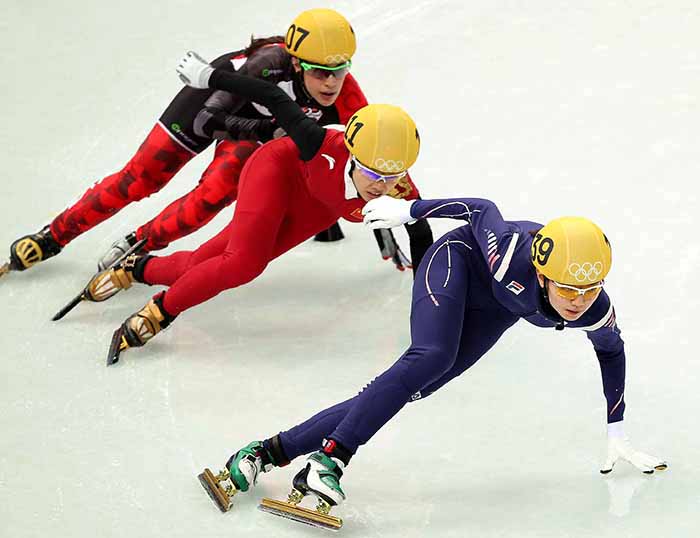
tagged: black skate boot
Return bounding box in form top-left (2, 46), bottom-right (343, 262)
top-left (1, 225), bottom-right (62, 277)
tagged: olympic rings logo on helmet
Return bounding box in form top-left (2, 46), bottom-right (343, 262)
top-left (373, 158), bottom-right (405, 173)
top-left (324, 53), bottom-right (352, 64)
top-left (567, 262), bottom-right (603, 283)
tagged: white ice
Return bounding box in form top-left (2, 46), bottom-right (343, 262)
top-left (1, 1), bottom-right (699, 537)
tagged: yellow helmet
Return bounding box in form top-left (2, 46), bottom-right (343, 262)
top-left (531, 217), bottom-right (612, 285)
top-left (286, 8), bottom-right (356, 65)
top-left (344, 104), bottom-right (420, 174)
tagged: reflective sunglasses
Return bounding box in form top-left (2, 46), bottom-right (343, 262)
top-left (352, 157), bottom-right (407, 183)
top-left (549, 279), bottom-right (604, 301)
top-left (300, 59), bottom-right (352, 80)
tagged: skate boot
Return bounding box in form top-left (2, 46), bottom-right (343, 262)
top-left (97, 232), bottom-right (141, 271)
top-left (106, 293), bottom-right (176, 365)
top-left (314, 221), bottom-right (345, 242)
top-left (52, 239), bottom-right (149, 321)
top-left (1, 225), bottom-right (62, 277)
top-left (199, 438), bottom-right (288, 513)
top-left (83, 254), bottom-right (149, 303)
top-left (259, 448), bottom-right (347, 530)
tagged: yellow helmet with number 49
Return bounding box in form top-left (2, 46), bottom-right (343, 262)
top-left (531, 216), bottom-right (612, 285)
top-left (343, 104), bottom-right (421, 175)
top-left (286, 9), bottom-right (356, 65)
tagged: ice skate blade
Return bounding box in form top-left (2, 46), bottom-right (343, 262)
top-left (106, 328), bottom-right (128, 366)
top-left (52, 292), bottom-right (85, 321)
top-left (198, 468), bottom-right (234, 513)
top-left (259, 498), bottom-right (342, 531)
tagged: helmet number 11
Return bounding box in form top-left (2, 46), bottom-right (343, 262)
top-left (345, 115), bottom-right (364, 147)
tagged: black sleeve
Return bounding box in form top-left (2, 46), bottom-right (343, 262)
top-left (194, 106), bottom-right (277, 141)
top-left (208, 69), bottom-right (325, 160)
top-left (405, 218), bottom-right (434, 276)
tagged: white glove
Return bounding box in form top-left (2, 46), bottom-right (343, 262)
top-left (362, 196), bottom-right (416, 229)
top-left (600, 422), bottom-right (667, 475)
top-left (176, 51), bottom-right (214, 89)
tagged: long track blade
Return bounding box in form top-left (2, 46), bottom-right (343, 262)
top-left (198, 469), bottom-right (234, 513)
top-left (258, 498), bottom-right (342, 531)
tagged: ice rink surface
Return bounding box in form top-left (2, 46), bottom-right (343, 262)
top-left (1, 1), bottom-right (699, 536)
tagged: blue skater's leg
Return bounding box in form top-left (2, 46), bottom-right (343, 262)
top-left (328, 235), bottom-right (475, 454)
top-left (277, 398), bottom-right (356, 461)
top-left (266, 234), bottom-right (471, 465)
top-left (416, 306), bottom-right (518, 400)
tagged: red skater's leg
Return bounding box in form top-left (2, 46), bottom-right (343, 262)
top-left (135, 140), bottom-right (258, 251)
top-left (50, 124), bottom-right (194, 246)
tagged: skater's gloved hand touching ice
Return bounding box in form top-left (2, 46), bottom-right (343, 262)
top-left (177, 51), bottom-right (214, 89)
top-left (362, 196), bottom-right (416, 229)
top-left (600, 422), bottom-right (668, 475)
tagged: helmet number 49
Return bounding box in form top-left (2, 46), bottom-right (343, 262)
top-left (286, 24), bottom-right (311, 52)
top-left (532, 233), bottom-right (554, 265)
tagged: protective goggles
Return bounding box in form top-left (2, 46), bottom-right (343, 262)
top-left (352, 157), bottom-right (407, 183)
top-left (300, 59), bottom-right (352, 80)
top-left (549, 279), bottom-right (604, 301)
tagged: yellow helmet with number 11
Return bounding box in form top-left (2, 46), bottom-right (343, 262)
top-left (343, 104), bottom-right (421, 175)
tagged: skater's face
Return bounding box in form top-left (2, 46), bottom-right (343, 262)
top-left (350, 165), bottom-right (400, 201)
top-left (537, 272), bottom-right (601, 321)
top-left (292, 57), bottom-right (348, 107)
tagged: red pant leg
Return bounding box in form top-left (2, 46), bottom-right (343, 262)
top-left (50, 124), bottom-right (194, 246)
top-left (135, 140), bottom-right (258, 251)
top-left (149, 145), bottom-right (293, 315)
top-left (142, 218), bottom-right (235, 287)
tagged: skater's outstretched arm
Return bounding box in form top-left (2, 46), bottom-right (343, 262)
top-left (177, 52), bottom-right (325, 160)
top-left (193, 46), bottom-right (288, 142)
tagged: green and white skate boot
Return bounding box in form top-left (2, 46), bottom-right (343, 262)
top-left (198, 440), bottom-right (280, 513)
top-left (259, 450), bottom-right (346, 530)
top-left (292, 451), bottom-right (346, 507)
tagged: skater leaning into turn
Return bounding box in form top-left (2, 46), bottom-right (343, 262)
top-left (2, 8), bottom-right (428, 278)
top-left (77, 49), bottom-right (429, 364)
top-left (197, 195), bottom-right (667, 528)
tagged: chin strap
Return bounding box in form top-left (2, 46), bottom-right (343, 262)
top-left (294, 69), bottom-right (313, 102)
top-left (540, 277), bottom-right (566, 330)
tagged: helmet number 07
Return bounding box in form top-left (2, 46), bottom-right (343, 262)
top-left (286, 25), bottom-right (310, 52)
top-left (532, 233), bottom-right (554, 265)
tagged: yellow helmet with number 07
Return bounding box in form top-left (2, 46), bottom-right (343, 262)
top-left (343, 104), bottom-right (420, 175)
top-left (531, 216), bottom-right (612, 285)
top-left (285, 9), bottom-right (356, 65)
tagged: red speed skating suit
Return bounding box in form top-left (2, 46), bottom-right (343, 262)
top-left (143, 130), bottom-right (420, 314)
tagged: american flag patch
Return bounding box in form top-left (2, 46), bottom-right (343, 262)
top-left (485, 229), bottom-right (501, 271)
top-left (506, 280), bottom-right (525, 295)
